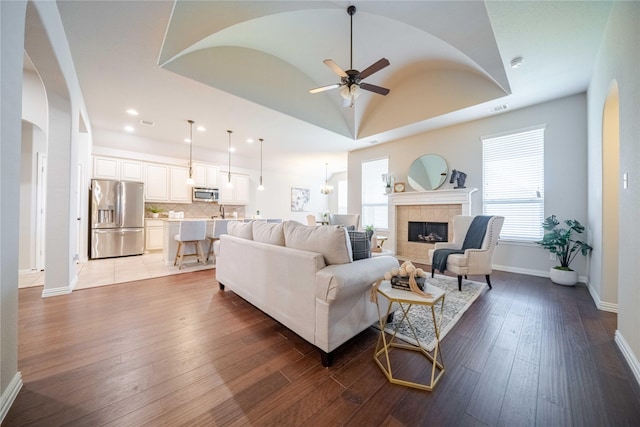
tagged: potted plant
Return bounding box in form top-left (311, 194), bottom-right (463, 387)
top-left (365, 224), bottom-right (379, 252)
top-left (536, 215), bottom-right (593, 286)
top-left (147, 204), bottom-right (164, 218)
top-left (382, 173), bottom-right (394, 194)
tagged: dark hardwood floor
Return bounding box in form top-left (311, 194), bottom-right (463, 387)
top-left (5, 268), bottom-right (640, 426)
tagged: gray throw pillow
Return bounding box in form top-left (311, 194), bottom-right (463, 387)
top-left (348, 229), bottom-right (372, 261)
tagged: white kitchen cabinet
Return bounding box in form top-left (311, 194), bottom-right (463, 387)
top-left (193, 163), bottom-right (219, 187)
top-left (145, 163), bottom-right (169, 201)
top-left (145, 219), bottom-right (164, 251)
top-left (170, 166), bottom-right (191, 203)
top-left (93, 156), bottom-right (119, 180)
top-left (93, 156), bottom-right (143, 182)
top-left (218, 173), bottom-right (249, 205)
top-left (120, 160), bottom-right (144, 181)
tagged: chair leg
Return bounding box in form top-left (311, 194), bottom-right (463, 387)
top-left (431, 266), bottom-right (435, 278)
top-left (178, 242), bottom-right (186, 270)
top-left (457, 275), bottom-right (463, 291)
top-left (485, 274), bottom-right (492, 290)
top-left (196, 241), bottom-right (204, 263)
top-left (206, 238), bottom-right (214, 262)
top-left (174, 242), bottom-right (182, 266)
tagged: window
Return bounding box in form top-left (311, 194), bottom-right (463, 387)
top-left (482, 125), bottom-right (545, 241)
top-left (361, 158), bottom-right (389, 229)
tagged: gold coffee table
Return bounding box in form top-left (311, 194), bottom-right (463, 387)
top-left (374, 280), bottom-right (446, 391)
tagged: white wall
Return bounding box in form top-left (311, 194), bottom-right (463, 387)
top-left (587, 1), bottom-right (640, 382)
top-left (349, 93), bottom-right (589, 279)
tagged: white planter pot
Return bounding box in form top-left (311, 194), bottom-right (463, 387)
top-left (549, 267), bottom-right (578, 286)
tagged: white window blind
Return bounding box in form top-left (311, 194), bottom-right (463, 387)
top-left (482, 126), bottom-right (545, 241)
top-left (361, 158), bottom-right (389, 229)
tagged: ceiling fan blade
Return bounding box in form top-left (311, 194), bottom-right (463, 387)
top-left (309, 83), bottom-right (341, 94)
top-left (358, 58), bottom-right (390, 79)
top-left (360, 82), bottom-right (390, 96)
top-left (323, 59), bottom-right (348, 78)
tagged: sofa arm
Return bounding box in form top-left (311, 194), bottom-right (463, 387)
top-left (316, 255), bottom-right (399, 302)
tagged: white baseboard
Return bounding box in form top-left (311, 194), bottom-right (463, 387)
top-left (615, 330), bottom-right (640, 388)
top-left (585, 278), bottom-right (618, 313)
top-left (41, 285), bottom-right (73, 297)
top-left (0, 372), bottom-right (22, 423)
top-left (41, 273), bottom-right (78, 297)
top-left (492, 264), bottom-right (620, 312)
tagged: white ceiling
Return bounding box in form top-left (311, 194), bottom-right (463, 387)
top-left (55, 1), bottom-right (612, 175)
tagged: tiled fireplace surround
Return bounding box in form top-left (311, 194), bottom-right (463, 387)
top-left (389, 188), bottom-right (477, 264)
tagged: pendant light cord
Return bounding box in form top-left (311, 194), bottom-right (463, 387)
top-left (259, 138), bottom-right (264, 187)
top-left (227, 130), bottom-right (232, 183)
top-left (188, 120), bottom-right (194, 178)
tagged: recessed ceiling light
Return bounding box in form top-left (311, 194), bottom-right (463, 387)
top-left (510, 56), bottom-right (524, 69)
top-left (229, 147), bottom-right (236, 153)
top-left (196, 126), bottom-right (206, 132)
top-left (124, 125), bottom-right (134, 132)
top-left (184, 138), bottom-right (191, 143)
top-left (126, 109), bottom-right (139, 116)
top-left (246, 138), bottom-right (254, 143)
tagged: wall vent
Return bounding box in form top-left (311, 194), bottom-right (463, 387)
top-left (139, 119), bottom-right (155, 126)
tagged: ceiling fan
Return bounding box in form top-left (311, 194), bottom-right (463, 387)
top-left (310, 5), bottom-right (390, 107)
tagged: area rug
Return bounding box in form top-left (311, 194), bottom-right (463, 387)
top-left (376, 275), bottom-right (487, 351)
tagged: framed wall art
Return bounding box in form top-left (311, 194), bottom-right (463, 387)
top-left (291, 187), bottom-right (310, 212)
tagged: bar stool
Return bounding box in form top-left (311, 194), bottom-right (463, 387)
top-left (206, 219), bottom-right (236, 263)
top-left (174, 221), bottom-right (207, 270)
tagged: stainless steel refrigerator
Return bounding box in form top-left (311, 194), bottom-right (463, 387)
top-left (90, 179), bottom-right (145, 259)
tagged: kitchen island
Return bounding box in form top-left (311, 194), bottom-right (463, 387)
top-left (161, 218), bottom-right (281, 266)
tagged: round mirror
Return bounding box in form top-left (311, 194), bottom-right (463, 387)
top-left (407, 154), bottom-right (448, 191)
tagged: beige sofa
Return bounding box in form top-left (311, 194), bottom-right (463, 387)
top-left (215, 220), bottom-right (399, 366)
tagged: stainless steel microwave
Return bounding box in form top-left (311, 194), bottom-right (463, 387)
top-left (192, 187), bottom-right (219, 202)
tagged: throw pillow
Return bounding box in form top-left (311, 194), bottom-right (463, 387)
top-left (252, 221), bottom-right (285, 246)
top-left (227, 220), bottom-right (253, 240)
top-left (348, 230), bottom-right (372, 261)
top-left (283, 221), bottom-right (352, 265)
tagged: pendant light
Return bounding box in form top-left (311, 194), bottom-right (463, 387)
top-left (187, 120), bottom-right (196, 185)
top-left (226, 130), bottom-right (233, 188)
top-left (320, 163), bottom-right (334, 195)
top-left (257, 138), bottom-right (264, 191)
top-left (186, 120), bottom-right (195, 185)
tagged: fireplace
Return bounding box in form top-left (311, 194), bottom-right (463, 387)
top-left (389, 188), bottom-right (477, 263)
top-left (408, 221), bottom-right (448, 243)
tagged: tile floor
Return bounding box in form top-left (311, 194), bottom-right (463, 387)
top-left (18, 252), bottom-right (215, 291)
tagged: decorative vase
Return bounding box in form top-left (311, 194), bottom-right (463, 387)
top-left (385, 187), bottom-right (392, 194)
top-left (549, 267), bottom-right (578, 286)
top-left (152, 213), bottom-right (159, 218)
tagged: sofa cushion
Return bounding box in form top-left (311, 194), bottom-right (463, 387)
top-left (283, 221), bottom-right (352, 265)
top-left (347, 230), bottom-right (372, 261)
top-left (252, 221), bottom-right (285, 246)
top-left (228, 221), bottom-right (253, 240)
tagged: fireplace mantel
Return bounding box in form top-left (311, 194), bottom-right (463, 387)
top-left (387, 188), bottom-right (477, 262)
top-left (389, 188), bottom-right (477, 214)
